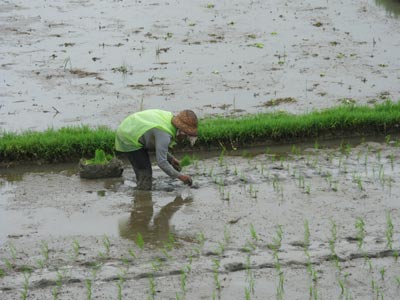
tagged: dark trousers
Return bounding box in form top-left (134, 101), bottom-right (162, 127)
top-left (119, 148), bottom-right (153, 190)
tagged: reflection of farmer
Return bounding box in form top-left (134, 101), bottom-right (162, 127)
top-left (118, 191), bottom-right (192, 244)
top-left (115, 109), bottom-right (198, 190)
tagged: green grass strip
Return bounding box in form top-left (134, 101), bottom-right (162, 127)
top-left (1, 101), bottom-right (400, 163)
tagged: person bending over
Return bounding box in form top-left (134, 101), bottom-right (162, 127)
top-left (115, 109), bottom-right (198, 190)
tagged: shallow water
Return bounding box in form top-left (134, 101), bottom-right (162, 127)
top-left (1, 0), bottom-right (399, 132)
top-left (1, 138), bottom-right (400, 299)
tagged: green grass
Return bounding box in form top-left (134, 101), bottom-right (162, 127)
top-left (1, 101), bottom-right (400, 163)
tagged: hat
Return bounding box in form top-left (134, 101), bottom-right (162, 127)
top-left (172, 110), bottom-right (198, 136)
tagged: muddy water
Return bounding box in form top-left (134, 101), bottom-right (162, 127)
top-left (1, 138), bottom-right (400, 299)
top-left (1, 0), bottom-right (400, 132)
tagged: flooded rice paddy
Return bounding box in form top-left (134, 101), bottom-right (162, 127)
top-left (0, 0), bottom-right (399, 132)
top-left (1, 138), bottom-right (400, 299)
top-left (1, 0), bottom-right (400, 299)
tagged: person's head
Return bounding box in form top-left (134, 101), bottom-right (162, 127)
top-left (172, 110), bottom-right (198, 146)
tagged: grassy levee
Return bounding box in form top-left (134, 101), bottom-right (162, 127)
top-left (1, 101), bottom-right (400, 164)
top-left (0, 126), bottom-right (115, 164)
top-left (199, 100), bottom-right (400, 146)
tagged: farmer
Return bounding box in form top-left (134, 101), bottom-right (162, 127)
top-left (115, 109), bottom-right (198, 190)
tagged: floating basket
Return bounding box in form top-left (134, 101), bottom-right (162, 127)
top-left (79, 157), bottom-right (124, 179)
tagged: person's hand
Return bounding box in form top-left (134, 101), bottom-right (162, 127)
top-left (178, 174), bottom-right (192, 186)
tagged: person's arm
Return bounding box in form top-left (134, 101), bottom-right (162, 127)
top-left (167, 153), bottom-right (182, 172)
top-left (153, 130), bottom-right (180, 178)
top-left (153, 130), bottom-right (192, 185)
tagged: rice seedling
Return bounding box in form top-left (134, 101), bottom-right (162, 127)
top-left (245, 287), bottom-right (251, 300)
top-left (393, 250), bottom-right (399, 263)
top-left (212, 258), bottom-right (221, 291)
top-left (304, 220), bottom-right (310, 251)
top-left (116, 268), bottom-right (127, 300)
top-left (329, 220), bottom-right (339, 268)
top-left (355, 175), bottom-right (363, 191)
top-left (385, 211), bottom-right (394, 250)
top-left (179, 266), bottom-right (189, 297)
top-left (218, 148), bottom-right (226, 167)
top-left (305, 184), bottom-right (311, 194)
top-left (395, 276), bottom-right (400, 287)
top-left (248, 184), bottom-right (258, 199)
top-left (384, 151), bottom-right (394, 171)
top-left (41, 240), bottom-right (50, 262)
top-left (4, 258), bottom-right (13, 270)
top-left (379, 267), bottom-right (386, 281)
top-left (136, 233), bottom-right (145, 250)
top-left (216, 241), bottom-right (225, 257)
top-left (20, 271), bottom-right (31, 300)
top-left (71, 239), bottom-right (80, 260)
top-left (52, 286), bottom-right (59, 300)
top-left (180, 155), bottom-right (192, 168)
top-left (250, 224), bottom-right (259, 242)
top-left (151, 258), bottom-right (163, 272)
top-left (355, 217), bottom-right (366, 250)
top-left (148, 274), bottom-right (156, 300)
top-left (8, 242), bottom-right (17, 260)
top-left (98, 235), bottom-right (111, 259)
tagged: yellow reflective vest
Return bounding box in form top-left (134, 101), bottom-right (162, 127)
top-left (115, 109), bottom-right (177, 152)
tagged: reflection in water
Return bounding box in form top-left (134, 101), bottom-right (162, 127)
top-left (375, 0), bottom-right (400, 17)
top-left (118, 191), bottom-right (192, 246)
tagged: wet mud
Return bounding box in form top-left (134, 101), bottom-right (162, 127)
top-left (1, 0), bottom-right (400, 132)
top-left (1, 138), bottom-right (400, 299)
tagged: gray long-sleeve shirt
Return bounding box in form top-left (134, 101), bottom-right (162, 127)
top-left (139, 128), bottom-right (181, 178)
